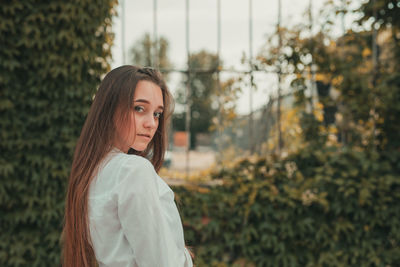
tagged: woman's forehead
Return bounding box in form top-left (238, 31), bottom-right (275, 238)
top-left (134, 80), bottom-right (164, 107)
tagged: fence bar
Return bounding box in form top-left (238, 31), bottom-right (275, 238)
top-left (249, 0), bottom-right (254, 153)
top-left (371, 0), bottom-right (377, 148)
top-left (276, 0), bottom-right (283, 155)
top-left (185, 0), bottom-right (191, 178)
top-left (153, 0), bottom-right (158, 68)
top-left (121, 0), bottom-right (126, 64)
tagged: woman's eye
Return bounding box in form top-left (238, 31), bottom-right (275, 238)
top-left (134, 106), bottom-right (144, 112)
top-left (154, 112), bottom-right (163, 119)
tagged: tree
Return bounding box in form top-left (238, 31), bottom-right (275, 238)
top-left (173, 50), bottom-right (220, 149)
top-left (0, 1), bottom-right (116, 265)
top-left (129, 33), bottom-right (172, 78)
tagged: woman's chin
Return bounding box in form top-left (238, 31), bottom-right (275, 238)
top-left (131, 144), bottom-right (147, 152)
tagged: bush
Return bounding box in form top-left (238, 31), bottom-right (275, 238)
top-left (174, 147), bottom-right (400, 267)
top-left (0, 1), bottom-right (115, 265)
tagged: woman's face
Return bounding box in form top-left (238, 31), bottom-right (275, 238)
top-left (115, 80), bottom-right (164, 153)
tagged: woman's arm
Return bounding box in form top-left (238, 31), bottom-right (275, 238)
top-left (116, 156), bottom-right (193, 267)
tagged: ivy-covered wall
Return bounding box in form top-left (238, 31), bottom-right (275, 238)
top-left (0, 1), bottom-right (116, 265)
top-left (174, 147), bottom-right (400, 267)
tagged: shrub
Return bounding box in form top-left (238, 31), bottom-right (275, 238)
top-left (0, 1), bottom-right (115, 265)
top-left (174, 147), bottom-right (400, 266)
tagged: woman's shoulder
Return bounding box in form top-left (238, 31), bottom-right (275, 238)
top-left (109, 152), bottom-right (154, 172)
top-left (93, 152), bottom-right (157, 197)
top-left (105, 152), bottom-right (157, 184)
top-left (106, 153), bottom-right (162, 200)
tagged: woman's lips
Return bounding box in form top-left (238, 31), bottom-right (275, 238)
top-left (137, 134), bottom-right (151, 140)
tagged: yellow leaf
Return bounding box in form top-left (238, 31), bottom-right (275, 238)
top-left (362, 48), bottom-right (371, 58)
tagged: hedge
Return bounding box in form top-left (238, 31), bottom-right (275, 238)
top-left (174, 147), bottom-right (400, 267)
top-left (0, 1), bottom-right (115, 266)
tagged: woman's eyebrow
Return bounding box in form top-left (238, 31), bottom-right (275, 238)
top-left (134, 99), bottom-right (164, 110)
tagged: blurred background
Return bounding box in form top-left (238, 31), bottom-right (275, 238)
top-left (1, 0), bottom-right (399, 266)
top-left (110, 0), bottom-right (400, 179)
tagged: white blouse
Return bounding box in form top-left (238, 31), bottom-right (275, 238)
top-left (88, 149), bottom-right (193, 267)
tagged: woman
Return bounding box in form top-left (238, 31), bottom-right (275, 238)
top-left (62, 66), bottom-right (193, 267)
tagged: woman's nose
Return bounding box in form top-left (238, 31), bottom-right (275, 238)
top-left (143, 114), bottom-right (157, 129)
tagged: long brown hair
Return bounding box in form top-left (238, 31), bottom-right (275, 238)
top-left (62, 65), bottom-right (173, 267)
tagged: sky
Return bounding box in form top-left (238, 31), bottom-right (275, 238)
top-left (110, 0), bottom-right (352, 114)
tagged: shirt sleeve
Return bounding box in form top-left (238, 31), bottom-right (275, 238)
top-left (116, 156), bottom-right (193, 267)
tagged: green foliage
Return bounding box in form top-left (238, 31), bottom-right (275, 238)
top-left (257, 0), bottom-right (400, 152)
top-left (174, 146), bottom-right (400, 266)
top-left (0, 1), bottom-right (116, 265)
top-left (358, 0), bottom-right (400, 150)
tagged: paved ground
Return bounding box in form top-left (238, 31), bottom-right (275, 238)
top-left (169, 150), bottom-right (216, 172)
